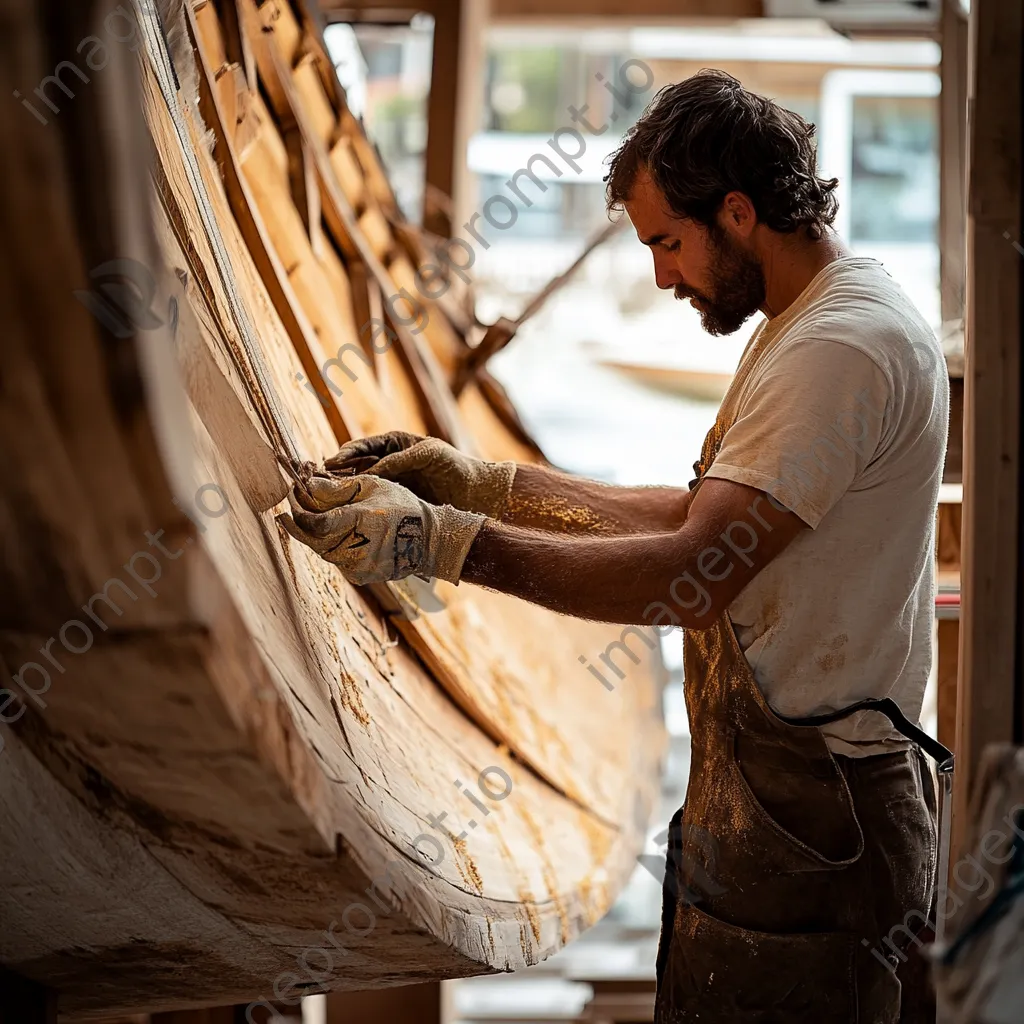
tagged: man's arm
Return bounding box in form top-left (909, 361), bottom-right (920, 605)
top-left (500, 463), bottom-right (692, 535)
top-left (462, 477), bottom-right (805, 628)
top-left (325, 430), bottom-right (692, 536)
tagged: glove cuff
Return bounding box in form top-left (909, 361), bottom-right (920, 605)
top-left (474, 460), bottom-right (517, 519)
top-left (426, 504), bottom-right (486, 584)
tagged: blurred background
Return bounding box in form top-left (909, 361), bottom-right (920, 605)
top-left (318, 9), bottom-right (944, 1021)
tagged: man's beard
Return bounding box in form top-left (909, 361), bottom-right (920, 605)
top-left (674, 228), bottom-right (766, 336)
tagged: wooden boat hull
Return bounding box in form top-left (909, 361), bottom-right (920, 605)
top-left (0, 0), bottom-right (665, 1018)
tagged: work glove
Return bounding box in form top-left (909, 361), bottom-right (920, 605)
top-left (325, 431), bottom-right (516, 519)
top-left (278, 471), bottom-right (484, 586)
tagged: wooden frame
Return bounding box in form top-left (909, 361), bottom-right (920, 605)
top-left (955, 0), bottom-right (1024, 852)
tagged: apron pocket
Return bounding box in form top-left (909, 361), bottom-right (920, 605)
top-left (733, 737), bottom-right (864, 868)
top-left (658, 901), bottom-right (857, 1024)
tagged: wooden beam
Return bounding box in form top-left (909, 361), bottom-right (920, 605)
top-left (955, 0), bottom-right (1024, 855)
top-left (423, 0), bottom-right (488, 237)
top-left (939, 0), bottom-right (968, 323)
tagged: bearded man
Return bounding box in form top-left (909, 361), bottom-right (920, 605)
top-left (281, 70), bottom-right (948, 1023)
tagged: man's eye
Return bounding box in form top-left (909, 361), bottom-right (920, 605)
top-left (666, 241), bottom-right (681, 252)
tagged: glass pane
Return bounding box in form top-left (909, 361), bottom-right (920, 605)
top-left (850, 95), bottom-right (938, 244)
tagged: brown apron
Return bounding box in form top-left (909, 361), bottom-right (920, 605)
top-left (655, 421), bottom-right (937, 1024)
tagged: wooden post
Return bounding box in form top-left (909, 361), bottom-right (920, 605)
top-left (937, 616), bottom-right (959, 752)
top-left (0, 967), bottom-right (57, 1024)
top-left (939, 0), bottom-right (969, 324)
top-left (955, 0), bottom-right (1024, 857)
top-left (422, 0), bottom-right (489, 237)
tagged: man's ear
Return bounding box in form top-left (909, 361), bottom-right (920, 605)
top-left (720, 191), bottom-right (757, 238)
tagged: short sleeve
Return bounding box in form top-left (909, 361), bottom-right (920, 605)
top-left (703, 340), bottom-right (890, 528)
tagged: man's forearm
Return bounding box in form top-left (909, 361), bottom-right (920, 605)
top-left (501, 463), bottom-right (691, 535)
top-left (462, 477), bottom-right (804, 628)
top-left (461, 518), bottom-right (712, 626)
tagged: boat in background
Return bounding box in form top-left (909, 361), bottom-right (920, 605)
top-left (599, 359), bottom-right (734, 402)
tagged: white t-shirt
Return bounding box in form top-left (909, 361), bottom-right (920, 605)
top-left (703, 257), bottom-right (949, 757)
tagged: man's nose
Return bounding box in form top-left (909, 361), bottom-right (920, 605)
top-left (653, 254), bottom-right (682, 291)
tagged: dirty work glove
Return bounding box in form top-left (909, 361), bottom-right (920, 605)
top-left (325, 431), bottom-right (516, 519)
top-left (277, 472), bottom-right (484, 586)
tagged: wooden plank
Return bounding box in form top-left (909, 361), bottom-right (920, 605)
top-left (260, 0), bottom-right (303, 68)
top-left (284, 129), bottom-right (323, 248)
top-left (193, 0), bottom-right (229, 74)
top-left (954, 0), bottom-right (1024, 857)
top-left (292, 52), bottom-right (338, 148)
top-left (358, 205), bottom-right (394, 261)
top-left (329, 136), bottom-right (367, 210)
top-left (221, 0), bottom-right (258, 94)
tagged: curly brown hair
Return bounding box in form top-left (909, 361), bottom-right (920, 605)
top-left (605, 69), bottom-right (838, 240)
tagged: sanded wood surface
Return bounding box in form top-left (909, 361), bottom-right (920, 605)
top-left (0, 0), bottom-right (664, 1017)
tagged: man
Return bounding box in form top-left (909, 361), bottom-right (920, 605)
top-left (281, 70), bottom-right (948, 1022)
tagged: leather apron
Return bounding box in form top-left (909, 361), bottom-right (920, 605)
top-left (654, 419), bottom-right (936, 1024)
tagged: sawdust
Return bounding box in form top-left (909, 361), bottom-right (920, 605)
top-left (335, 665), bottom-right (370, 726)
top-left (816, 650), bottom-right (847, 673)
top-left (503, 492), bottom-right (618, 534)
top-left (816, 632), bottom-right (849, 674)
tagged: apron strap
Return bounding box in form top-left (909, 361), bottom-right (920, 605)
top-left (771, 696), bottom-right (954, 773)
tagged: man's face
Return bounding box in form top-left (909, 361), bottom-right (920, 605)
top-left (623, 167), bottom-right (765, 336)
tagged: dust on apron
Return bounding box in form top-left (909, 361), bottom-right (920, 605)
top-left (655, 418), bottom-right (936, 1024)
